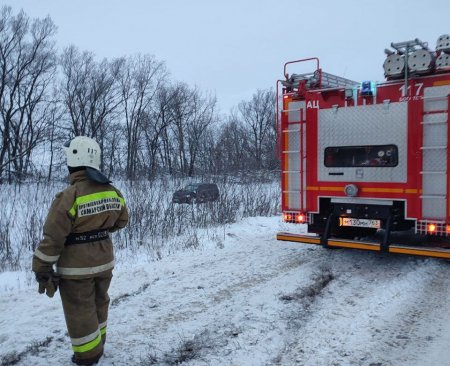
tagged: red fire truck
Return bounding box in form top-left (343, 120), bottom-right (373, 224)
top-left (276, 36), bottom-right (450, 259)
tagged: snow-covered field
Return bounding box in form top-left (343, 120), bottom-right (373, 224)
top-left (1, 217), bottom-right (450, 366)
top-left (0, 177), bottom-right (280, 272)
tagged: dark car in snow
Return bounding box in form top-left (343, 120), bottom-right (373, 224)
top-left (172, 183), bottom-right (219, 204)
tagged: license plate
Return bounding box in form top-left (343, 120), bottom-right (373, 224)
top-left (339, 217), bottom-right (380, 229)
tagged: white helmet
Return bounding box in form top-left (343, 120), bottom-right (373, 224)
top-left (63, 136), bottom-right (101, 170)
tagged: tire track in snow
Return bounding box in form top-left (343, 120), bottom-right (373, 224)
top-left (274, 254), bottom-right (450, 366)
top-left (362, 262), bottom-right (450, 366)
top-left (106, 242), bottom-right (329, 364)
top-left (114, 246), bottom-right (320, 332)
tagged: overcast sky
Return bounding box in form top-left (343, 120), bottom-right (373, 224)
top-left (3, 0), bottom-right (450, 112)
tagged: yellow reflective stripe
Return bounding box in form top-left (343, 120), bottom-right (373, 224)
top-left (100, 327), bottom-right (106, 336)
top-left (34, 249), bottom-right (60, 263)
top-left (72, 333), bottom-right (102, 353)
top-left (76, 191), bottom-right (122, 205)
top-left (69, 191), bottom-right (124, 217)
top-left (56, 260), bottom-right (115, 276)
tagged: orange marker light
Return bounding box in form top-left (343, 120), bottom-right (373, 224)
top-left (284, 213), bottom-right (292, 222)
top-left (428, 224), bottom-right (436, 233)
top-left (297, 214), bottom-right (306, 223)
top-left (447, 225), bottom-right (450, 233)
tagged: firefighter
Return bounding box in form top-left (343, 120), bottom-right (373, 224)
top-left (32, 136), bottom-right (129, 366)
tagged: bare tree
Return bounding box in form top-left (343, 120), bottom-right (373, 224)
top-left (0, 6), bottom-right (279, 183)
top-left (118, 54), bottom-right (167, 180)
top-left (168, 83), bottom-right (217, 177)
top-left (196, 127), bottom-right (218, 174)
top-left (60, 46), bottom-right (123, 169)
top-left (0, 6), bottom-right (57, 182)
top-left (158, 88), bottom-right (178, 175)
top-left (214, 116), bottom-right (252, 173)
top-left (237, 89), bottom-right (275, 169)
top-left (141, 85), bottom-right (175, 178)
top-left (45, 87), bottom-right (65, 181)
top-left (102, 121), bottom-right (125, 177)
top-left (185, 89), bottom-right (217, 176)
top-left (167, 83), bottom-right (191, 176)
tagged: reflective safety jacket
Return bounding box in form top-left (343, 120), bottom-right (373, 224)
top-left (32, 170), bottom-right (129, 279)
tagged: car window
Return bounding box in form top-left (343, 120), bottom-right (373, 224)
top-left (185, 184), bottom-right (200, 191)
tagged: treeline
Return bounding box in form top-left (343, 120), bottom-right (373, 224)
top-left (0, 6), bottom-right (277, 183)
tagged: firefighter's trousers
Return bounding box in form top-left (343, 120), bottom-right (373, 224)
top-left (59, 273), bottom-right (112, 363)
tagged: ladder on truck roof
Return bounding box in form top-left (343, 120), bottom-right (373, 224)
top-left (282, 70), bottom-right (359, 90)
top-left (281, 57), bottom-right (358, 91)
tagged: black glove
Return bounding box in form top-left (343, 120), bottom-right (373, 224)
top-left (35, 271), bottom-right (60, 298)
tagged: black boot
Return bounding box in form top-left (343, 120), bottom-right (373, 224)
top-left (71, 350), bottom-right (103, 365)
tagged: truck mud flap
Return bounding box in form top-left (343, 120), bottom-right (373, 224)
top-left (277, 232), bottom-right (450, 259)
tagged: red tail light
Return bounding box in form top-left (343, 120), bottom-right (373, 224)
top-left (283, 212), bottom-right (306, 223)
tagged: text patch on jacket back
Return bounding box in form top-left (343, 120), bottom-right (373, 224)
top-left (70, 191), bottom-right (125, 218)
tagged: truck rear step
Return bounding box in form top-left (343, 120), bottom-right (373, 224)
top-left (277, 232), bottom-right (450, 259)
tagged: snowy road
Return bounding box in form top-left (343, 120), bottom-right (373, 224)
top-left (1, 217), bottom-right (450, 366)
